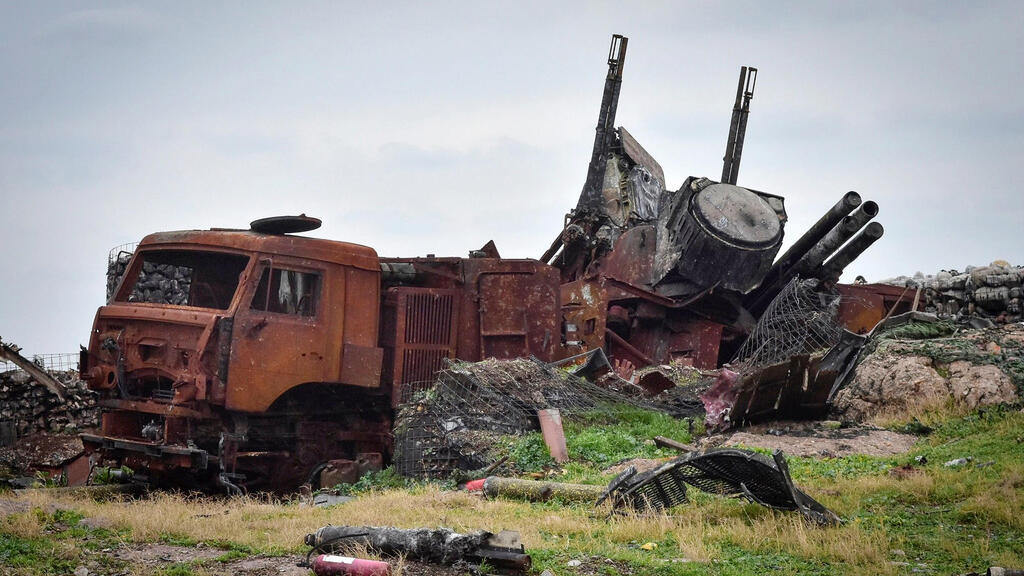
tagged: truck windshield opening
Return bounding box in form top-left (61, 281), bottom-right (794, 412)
top-left (117, 250), bottom-right (249, 310)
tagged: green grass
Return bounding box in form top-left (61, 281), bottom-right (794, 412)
top-left (3, 406), bottom-right (1022, 575)
top-left (499, 408), bottom-right (698, 480)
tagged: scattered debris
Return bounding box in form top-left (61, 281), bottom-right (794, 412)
top-left (700, 328), bottom-right (866, 431)
top-left (537, 409), bottom-right (568, 464)
top-left (599, 448), bottom-right (840, 525)
top-left (304, 526), bottom-right (531, 573)
top-left (602, 458), bottom-right (665, 476)
top-left (312, 492), bottom-right (355, 508)
top-left (0, 337), bottom-right (69, 402)
top-left (0, 357), bottom-right (97, 438)
top-left (0, 432), bottom-right (91, 487)
top-left (986, 567), bottom-right (1024, 576)
top-left (309, 554), bottom-right (391, 575)
top-left (393, 358), bottom-right (664, 478)
top-left (715, 420), bottom-right (917, 458)
top-left (652, 435), bottom-right (695, 452)
top-left (0, 349), bottom-right (99, 487)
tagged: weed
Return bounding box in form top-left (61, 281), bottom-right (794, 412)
top-left (3, 408), bottom-right (1022, 575)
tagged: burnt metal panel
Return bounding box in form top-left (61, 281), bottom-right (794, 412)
top-left (478, 274), bottom-right (531, 359)
top-left (340, 343), bottom-right (383, 388)
top-left (836, 283), bottom-right (918, 334)
top-left (619, 127), bottom-right (665, 190)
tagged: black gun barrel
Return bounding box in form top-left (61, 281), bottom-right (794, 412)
top-left (792, 201), bottom-right (878, 276)
top-left (545, 34), bottom-right (628, 264)
top-left (575, 34), bottom-right (628, 214)
top-left (819, 222), bottom-right (885, 281)
top-left (766, 191), bottom-right (861, 280)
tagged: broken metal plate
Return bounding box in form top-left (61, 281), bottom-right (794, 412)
top-left (606, 448), bottom-right (839, 525)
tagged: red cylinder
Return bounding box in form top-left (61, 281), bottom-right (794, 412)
top-left (464, 478), bottom-right (486, 491)
top-left (311, 554), bottom-right (391, 576)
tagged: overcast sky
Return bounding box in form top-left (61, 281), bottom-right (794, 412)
top-left (2, 1), bottom-right (1022, 355)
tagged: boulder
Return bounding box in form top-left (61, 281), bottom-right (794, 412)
top-left (833, 354), bottom-right (950, 421)
top-left (948, 361), bottom-right (1017, 408)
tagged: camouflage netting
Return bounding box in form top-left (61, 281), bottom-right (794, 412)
top-left (832, 321), bottom-right (1023, 421)
top-left (393, 357), bottom-right (667, 478)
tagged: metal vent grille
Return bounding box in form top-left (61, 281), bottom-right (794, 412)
top-left (388, 289), bottom-right (459, 389)
top-left (404, 292), bottom-right (454, 345)
top-left (401, 349), bottom-right (449, 385)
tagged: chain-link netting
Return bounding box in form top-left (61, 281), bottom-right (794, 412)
top-left (394, 357), bottom-right (668, 478)
top-left (731, 277), bottom-right (842, 369)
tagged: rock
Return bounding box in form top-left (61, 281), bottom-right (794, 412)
top-left (567, 560), bottom-right (582, 567)
top-left (833, 354), bottom-right (950, 421)
top-left (74, 566), bottom-right (89, 576)
top-left (948, 361), bottom-right (1017, 408)
top-left (944, 457), bottom-right (970, 467)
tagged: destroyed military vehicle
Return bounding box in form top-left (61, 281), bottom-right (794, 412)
top-left (80, 35), bottom-right (897, 492)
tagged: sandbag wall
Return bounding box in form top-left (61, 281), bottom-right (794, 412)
top-left (883, 263), bottom-right (1022, 322)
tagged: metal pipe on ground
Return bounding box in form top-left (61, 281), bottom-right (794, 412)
top-left (482, 476), bottom-right (605, 503)
top-left (818, 222), bottom-right (885, 282)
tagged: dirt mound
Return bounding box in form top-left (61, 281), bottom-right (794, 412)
top-left (833, 354), bottom-right (951, 420)
top-left (832, 324), bottom-right (1022, 421)
top-left (715, 420), bottom-right (918, 458)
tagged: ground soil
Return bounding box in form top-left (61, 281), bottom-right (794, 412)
top-left (706, 420), bottom-right (919, 458)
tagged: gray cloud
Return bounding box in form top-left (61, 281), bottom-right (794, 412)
top-left (1, 1), bottom-right (1022, 355)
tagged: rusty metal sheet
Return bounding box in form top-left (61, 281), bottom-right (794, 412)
top-left (381, 287), bottom-right (459, 406)
top-left (836, 283), bottom-right (918, 334)
top-left (597, 225), bottom-right (656, 287)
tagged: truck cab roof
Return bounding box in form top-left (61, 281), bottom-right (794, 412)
top-left (138, 229), bottom-right (380, 272)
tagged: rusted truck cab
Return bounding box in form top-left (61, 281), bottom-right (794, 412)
top-left (81, 228), bottom-right (388, 490)
top-left (80, 225), bottom-right (564, 491)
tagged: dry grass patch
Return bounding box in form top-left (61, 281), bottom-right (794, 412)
top-left (870, 397), bottom-right (970, 430)
top-left (716, 514), bottom-right (890, 570)
top-left (1, 509), bottom-right (45, 539)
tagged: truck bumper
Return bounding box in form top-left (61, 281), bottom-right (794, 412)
top-left (80, 433), bottom-right (210, 471)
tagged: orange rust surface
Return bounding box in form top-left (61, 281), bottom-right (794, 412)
top-left (836, 283), bottom-right (917, 334)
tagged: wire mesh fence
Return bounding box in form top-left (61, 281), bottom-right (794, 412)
top-left (394, 357), bottom-right (668, 478)
top-left (731, 276), bottom-right (843, 369)
top-left (108, 242), bottom-right (138, 265)
top-left (0, 352), bottom-right (79, 374)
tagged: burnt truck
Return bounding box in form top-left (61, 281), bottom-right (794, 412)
top-left (79, 35), bottom-right (899, 492)
top-left (80, 218), bottom-right (561, 491)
